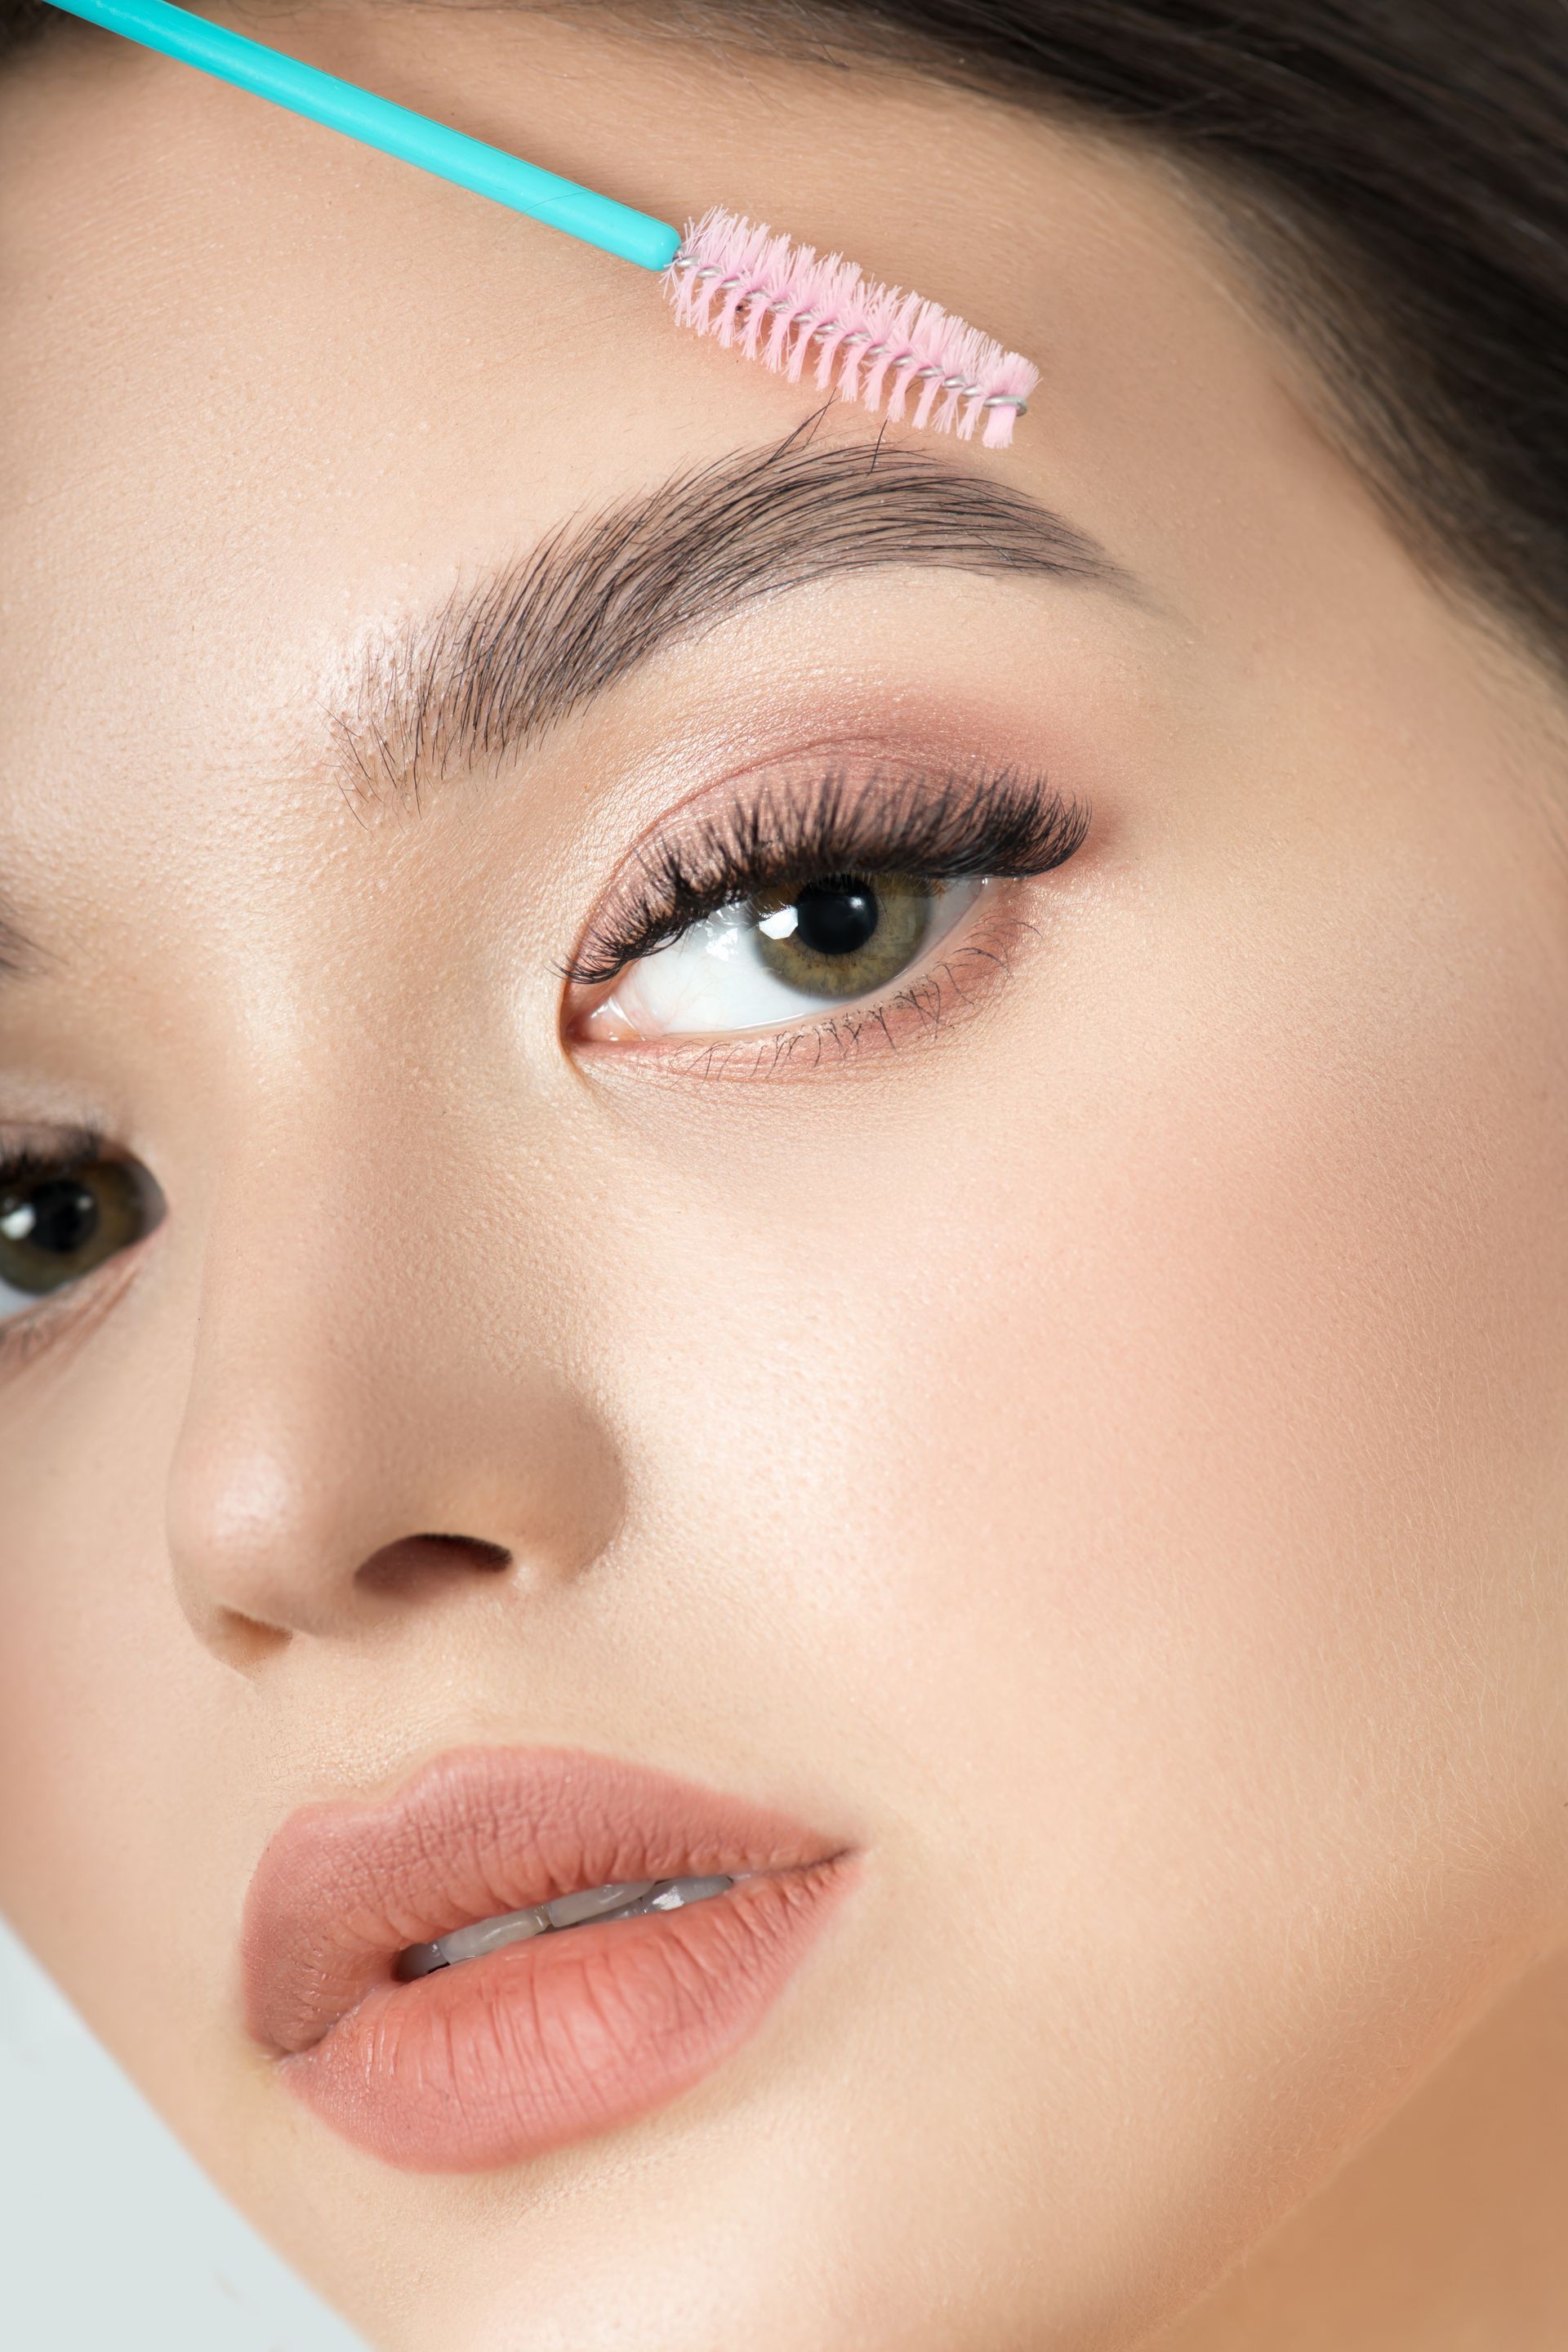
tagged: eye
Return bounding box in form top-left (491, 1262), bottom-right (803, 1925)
top-left (0, 1154), bottom-right (161, 1322)
top-left (584, 871), bottom-right (984, 1041)
top-left (562, 762), bottom-right (1092, 1069)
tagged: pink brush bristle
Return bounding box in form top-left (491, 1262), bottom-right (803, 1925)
top-left (665, 207), bottom-right (1039, 451)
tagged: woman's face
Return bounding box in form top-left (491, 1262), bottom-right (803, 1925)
top-left (2, 10), bottom-right (1566, 2348)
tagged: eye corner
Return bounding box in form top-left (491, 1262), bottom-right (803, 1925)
top-left (0, 1144), bottom-right (166, 1366)
top-left (560, 753), bottom-right (1086, 1081)
top-left (568, 898), bottom-right (1043, 1089)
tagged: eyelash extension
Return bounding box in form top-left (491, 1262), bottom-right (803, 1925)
top-left (0, 1125), bottom-right (106, 1207)
top-left (563, 767), bottom-right (1090, 987)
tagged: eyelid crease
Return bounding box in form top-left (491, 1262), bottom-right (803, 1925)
top-left (327, 425), bottom-right (1127, 821)
top-left (561, 764), bottom-right (1090, 987)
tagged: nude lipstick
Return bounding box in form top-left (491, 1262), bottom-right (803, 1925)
top-left (241, 1747), bottom-right (854, 2172)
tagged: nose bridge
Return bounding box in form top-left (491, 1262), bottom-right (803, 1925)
top-left (165, 1095), bottom-right (623, 1656)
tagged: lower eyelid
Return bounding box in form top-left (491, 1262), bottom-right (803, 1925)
top-left (0, 1222), bottom-right (159, 1382)
top-left (612, 875), bottom-right (982, 1040)
top-left (0, 1281), bottom-right (100, 1378)
top-left (567, 893), bottom-right (1041, 1084)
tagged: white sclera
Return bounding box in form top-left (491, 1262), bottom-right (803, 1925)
top-left (604, 878), bottom-right (986, 1039)
top-left (0, 1198), bottom-right (40, 1324)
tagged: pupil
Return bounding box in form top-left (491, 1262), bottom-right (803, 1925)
top-left (793, 877), bottom-right (880, 959)
top-left (16, 1178), bottom-right (100, 1258)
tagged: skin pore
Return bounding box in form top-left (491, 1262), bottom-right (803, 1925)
top-left (2, 5), bottom-right (1567, 2347)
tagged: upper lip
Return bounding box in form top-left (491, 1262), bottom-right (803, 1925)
top-left (242, 1745), bottom-right (849, 2057)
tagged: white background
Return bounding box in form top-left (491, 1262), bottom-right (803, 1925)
top-left (0, 1916), bottom-right (368, 2352)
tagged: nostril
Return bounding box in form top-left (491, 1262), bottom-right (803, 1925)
top-left (355, 1532), bottom-right (514, 1598)
top-left (419, 1533), bottom-right (512, 1569)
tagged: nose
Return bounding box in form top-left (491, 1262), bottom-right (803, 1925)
top-left (165, 1127), bottom-right (625, 1667)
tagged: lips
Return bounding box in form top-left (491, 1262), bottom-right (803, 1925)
top-left (241, 1746), bottom-right (855, 2172)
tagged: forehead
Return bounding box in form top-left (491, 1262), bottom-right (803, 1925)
top-left (0, 8), bottom-right (1325, 612)
top-left (0, 0), bottom-right (1452, 987)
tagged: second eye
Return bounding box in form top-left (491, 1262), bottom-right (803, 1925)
top-left (586, 874), bottom-right (984, 1040)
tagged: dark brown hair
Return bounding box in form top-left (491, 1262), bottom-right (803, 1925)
top-left (7, 0), bottom-right (1566, 662)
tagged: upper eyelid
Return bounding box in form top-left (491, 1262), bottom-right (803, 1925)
top-left (561, 764), bottom-right (1090, 987)
top-left (0, 1126), bottom-right (108, 1192)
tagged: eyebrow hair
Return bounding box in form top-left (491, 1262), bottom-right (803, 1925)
top-left (331, 423), bottom-right (1131, 812)
top-left (0, 893), bottom-right (37, 982)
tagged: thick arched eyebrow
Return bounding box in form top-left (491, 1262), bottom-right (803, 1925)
top-left (329, 426), bottom-right (1136, 811)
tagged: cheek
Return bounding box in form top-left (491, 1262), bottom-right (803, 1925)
top-left (0, 1325), bottom-right (229, 2047)
top-left (598, 859), bottom-right (1565, 2314)
top-left (629, 867), bottom-right (1563, 1833)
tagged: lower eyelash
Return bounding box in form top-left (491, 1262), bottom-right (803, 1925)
top-left (0, 1128), bottom-right (145, 1378)
top-left (0, 1289), bottom-right (78, 1372)
top-left (622, 911), bottom-right (1038, 1083)
top-left (0, 1249), bottom-right (136, 1379)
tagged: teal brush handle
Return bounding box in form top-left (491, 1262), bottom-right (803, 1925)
top-left (45, 0), bottom-right (682, 270)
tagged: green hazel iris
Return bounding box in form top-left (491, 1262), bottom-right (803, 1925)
top-left (752, 874), bottom-right (936, 1000)
top-left (0, 1159), bottom-right (152, 1298)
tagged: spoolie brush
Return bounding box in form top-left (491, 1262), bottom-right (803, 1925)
top-left (666, 208), bottom-right (1036, 448)
top-left (46, 0), bottom-right (1039, 450)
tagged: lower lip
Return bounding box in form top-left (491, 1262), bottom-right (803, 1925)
top-left (279, 1860), bottom-right (849, 2172)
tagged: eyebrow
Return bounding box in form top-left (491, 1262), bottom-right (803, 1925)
top-left (330, 423), bottom-right (1133, 812)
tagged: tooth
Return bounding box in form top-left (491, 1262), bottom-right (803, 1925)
top-left (603, 1874), bottom-right (734, 1919)
top-left (544, 1880), bottom-right (657, 1930)
top-left (413, 1902), bottom-right (551, 1975)
top-left (648, 1875), bottom-right (734, 1911)
top-left (399, 1873), bottom-right (739, 1981)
